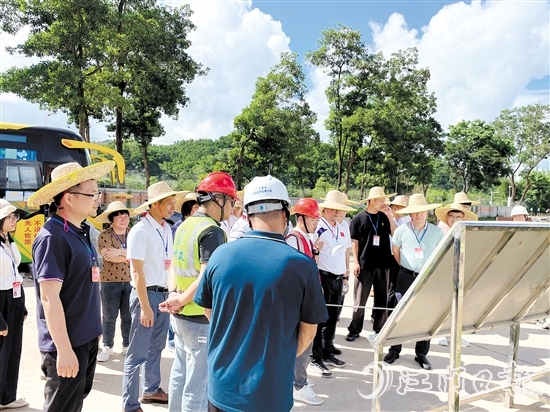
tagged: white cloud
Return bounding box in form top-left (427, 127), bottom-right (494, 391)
top-left (0, 0), bottom-right (290, 143)
top-left (367, 0), bottom-right (549, 130)
top-left (305, 66), bottom-right (331, 141)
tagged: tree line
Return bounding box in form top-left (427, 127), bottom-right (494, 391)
top-left (1, 4), bottom-right (549, 210)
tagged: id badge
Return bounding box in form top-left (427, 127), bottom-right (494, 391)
top-left (414, 247), bottom-right (424, 259)
top-left (372, 235), bottom-right (380, 246)
top-left (91, 266), bottom-right (101, 282)
top-left (12, 281), bottom-right (21, 298)
top-left (164, 259), bottom-right (171, 270)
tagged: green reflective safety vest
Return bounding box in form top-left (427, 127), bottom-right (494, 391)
top-left (173, 215), bottom-right (222, 316)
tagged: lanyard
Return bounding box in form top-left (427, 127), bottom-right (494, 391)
top-left (409, 222), bottom-right (428, 245)
top-left (52, 219), bottom-right (97, 266)
top-left (367, 212), bottom-right (379, 235)
top-left (321, 218), bottom-right (338, 240)
top-left (113, 230), bottom-right (127, 248)
top-left (146, 217), bottom-right (168, 258)
top-left (1, 243), bottom-right (18, 278)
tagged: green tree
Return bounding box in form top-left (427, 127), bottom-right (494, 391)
top-left (444, 120), bottom-right (513, 193)
top-left (493, 103), bottom-right (550, 203)
top-left (516, 171), bottom-right (550, 213)
top-left (0, 0), bottom-right (110, 140)
top-left (306, 23), bottom-right (365, 190)
top-left (228, 52), bottom-right (318, 190)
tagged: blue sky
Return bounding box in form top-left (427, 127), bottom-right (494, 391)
top-left (1, 0), bottom-right (548, 144)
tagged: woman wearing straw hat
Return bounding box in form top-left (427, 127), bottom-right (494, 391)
top-left (309, 190), bottom-right (355, 377)
top-left (345, 187), bottom-right (396, 343)
top-left (122, 181), bottom-right (187, 410)
top-left (28, 161), bottom-right (115, 412)
top-left (95, 201), bottom-right (137, 362)
top-left (0, 200), bottom-right (28, 410)
top-left (384, 193), bottom-right (443, 370)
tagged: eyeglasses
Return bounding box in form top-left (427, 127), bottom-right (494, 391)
top-left (68, 192), bottom-right (102, 200)
top-left (6, 213), bottom-right (20, 222)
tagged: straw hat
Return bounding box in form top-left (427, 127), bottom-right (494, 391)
top-left (435, 203), bottom-right (478, 222)
top-left (95, 201), bottom-right (137, 224)
top-left (109, 192), bottom-right (133, 200)
top-left (362, 186), bottom-right (397, 202)
top-left (174, 192), bottom-right (199, 212)
top-left (321, 192), bottom-right (361, 206)
top-left (28, 161), bottom-right (115, 207)
top-left (387, 195), bottom-right (408, 208)
top-left (395, 194), bottom-right (441, 214)
top-left (0, 199), bottom-right (16, 220)
top-left (318, 190), bottom-right (356, 212)
top-left (134, 182), bottom-right (188, 214)
top-left (453, 192), bottom-right (480, 206)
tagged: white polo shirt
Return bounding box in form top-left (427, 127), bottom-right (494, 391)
top-left (127, 213), bottom-right (173, 287)
top-left (312, 218), bottom-right (351, 275)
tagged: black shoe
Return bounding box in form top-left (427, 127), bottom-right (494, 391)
top-left (384, 351), bottom-right (399, 364)
top-left (330, 346), bottom-right (342, 355)
top-left (415, 355), bottom-right (432, 370)
top-left (322, 353), bottom-right (346, 368)
top-left (345, 332), bottom-right (360, 342)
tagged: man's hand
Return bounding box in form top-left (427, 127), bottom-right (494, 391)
top-left (0, 327), bottom-right (7, 337)
top-left (140, 304), bottom-right (155, 328)
top-left (343, 279), bottom-right (349, 294)
top-left (314, 240), bottom-right (324, 252)
top-left (57, 349), bottom-right (79, 378)
top-left (351, 261), bottom-right (361, 276)
top-left (159, 293), bottom-right (184, 314)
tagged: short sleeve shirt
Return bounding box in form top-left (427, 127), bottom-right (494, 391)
top-left (350, 211), bottom-right (393, 269)
top-left (127, 214), bottom-right (173, 287)
top-left (195, 230), bottom-right (327, 412)
top-left (98, 227), bottom-right (131, 282)
top-left (392, 222), bottom-right (444, 273)
top-left (311, 218), bottom-right (350, 275)
top-left (32, 214), bottom-right (102, 352)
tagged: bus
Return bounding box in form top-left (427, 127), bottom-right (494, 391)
top-left (0, 122), bottom-right (125, 269)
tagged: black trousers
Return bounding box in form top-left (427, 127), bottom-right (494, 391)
top-left (347, 268), bottom-right (390, 334)
top-left (389, 268), bottom-right (430, 356)
top-left (0, 289), bottom-right (26, 407)
top-left (41, 337), bottom-right (99, 412)
top-left (312, 271), bottom-right (342, 360)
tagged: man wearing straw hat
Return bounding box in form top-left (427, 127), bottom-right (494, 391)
top-left (346, 187), bottom-right (396, 343)
top-left (387, 195), bottom-right (411, 226)
top-left (159, 172), bottom-right (238, 412)
top-left (309, 190), bottom-right (355, 377)
top-left (109, 191), bottom-right (134, 204)
top-left (434, 203), bottom-right (477, 347)
top-left (438, 192), bottom-right (480, 233)
top-left (384, 193), bottom-right (443, 370)
top-left (28, 161), bottom-right (115, 412)
top-left (95, 201), bottom-right (137, 362)
top-left (122, 182), bottom-right (187, 412)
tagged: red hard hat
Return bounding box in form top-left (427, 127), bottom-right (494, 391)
top-left (294, 198), bottom-right (321, 219)
top-left (197, 172), bottom-right (239, 199)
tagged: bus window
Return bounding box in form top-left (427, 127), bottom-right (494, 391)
top-left (5, 163), bottom-right (41, 190)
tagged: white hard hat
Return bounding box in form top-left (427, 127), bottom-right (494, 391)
top-left (511, 205), bottom-right (528, 217)
top-left (243, 175), bottom-right (291, 214)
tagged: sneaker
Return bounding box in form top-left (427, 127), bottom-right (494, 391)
top-left (330, 346), bottom-right (342, 355)
top-left (306, 378), bottom-right (315, 387)
top-left (461, 337), bottom-right (471, 347)
top-left (121, 346), bottom-right (129, 356)
top-left (308, 359), bottom-right (333, 378)
top-left (1, 398), bottom-right (29, 409)
top-left (536, 320), bottom-right (550, 330)
top-left (97, 347), bottom-right (114, 362)
top-left (345, 332), bottom-right (360, 342)
top-left (323, 353), bottom-right (346, 368)
top-left (437, 337), bottom-right (448, 346)
top-left (293, 385), bottom-right (324, 406)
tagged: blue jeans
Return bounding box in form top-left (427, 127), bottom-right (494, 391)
top-left (122, 289), bottom-right (169, 412)
top-left (100, 282), bottom-right (132, 348)
top-left (169, 316), bottom-right (209, 412)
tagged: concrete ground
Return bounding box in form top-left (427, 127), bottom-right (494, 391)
top-left (14, 276), bottom-right (550, 412)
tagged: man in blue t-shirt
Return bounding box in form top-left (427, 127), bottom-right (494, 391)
top-left (195, 175), bottom-right (327, 412)
top-left (29, 161), bottom-right (115, 412)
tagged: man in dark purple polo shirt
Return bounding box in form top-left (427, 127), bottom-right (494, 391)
top-left (28, 161), bottom-right (115, 412)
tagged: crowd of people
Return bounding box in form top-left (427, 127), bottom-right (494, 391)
top-left (0, 160), bottom-right (546, 411)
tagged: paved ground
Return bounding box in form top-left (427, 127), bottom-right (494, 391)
top-left (14, 276), bottom-right (550, 411)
